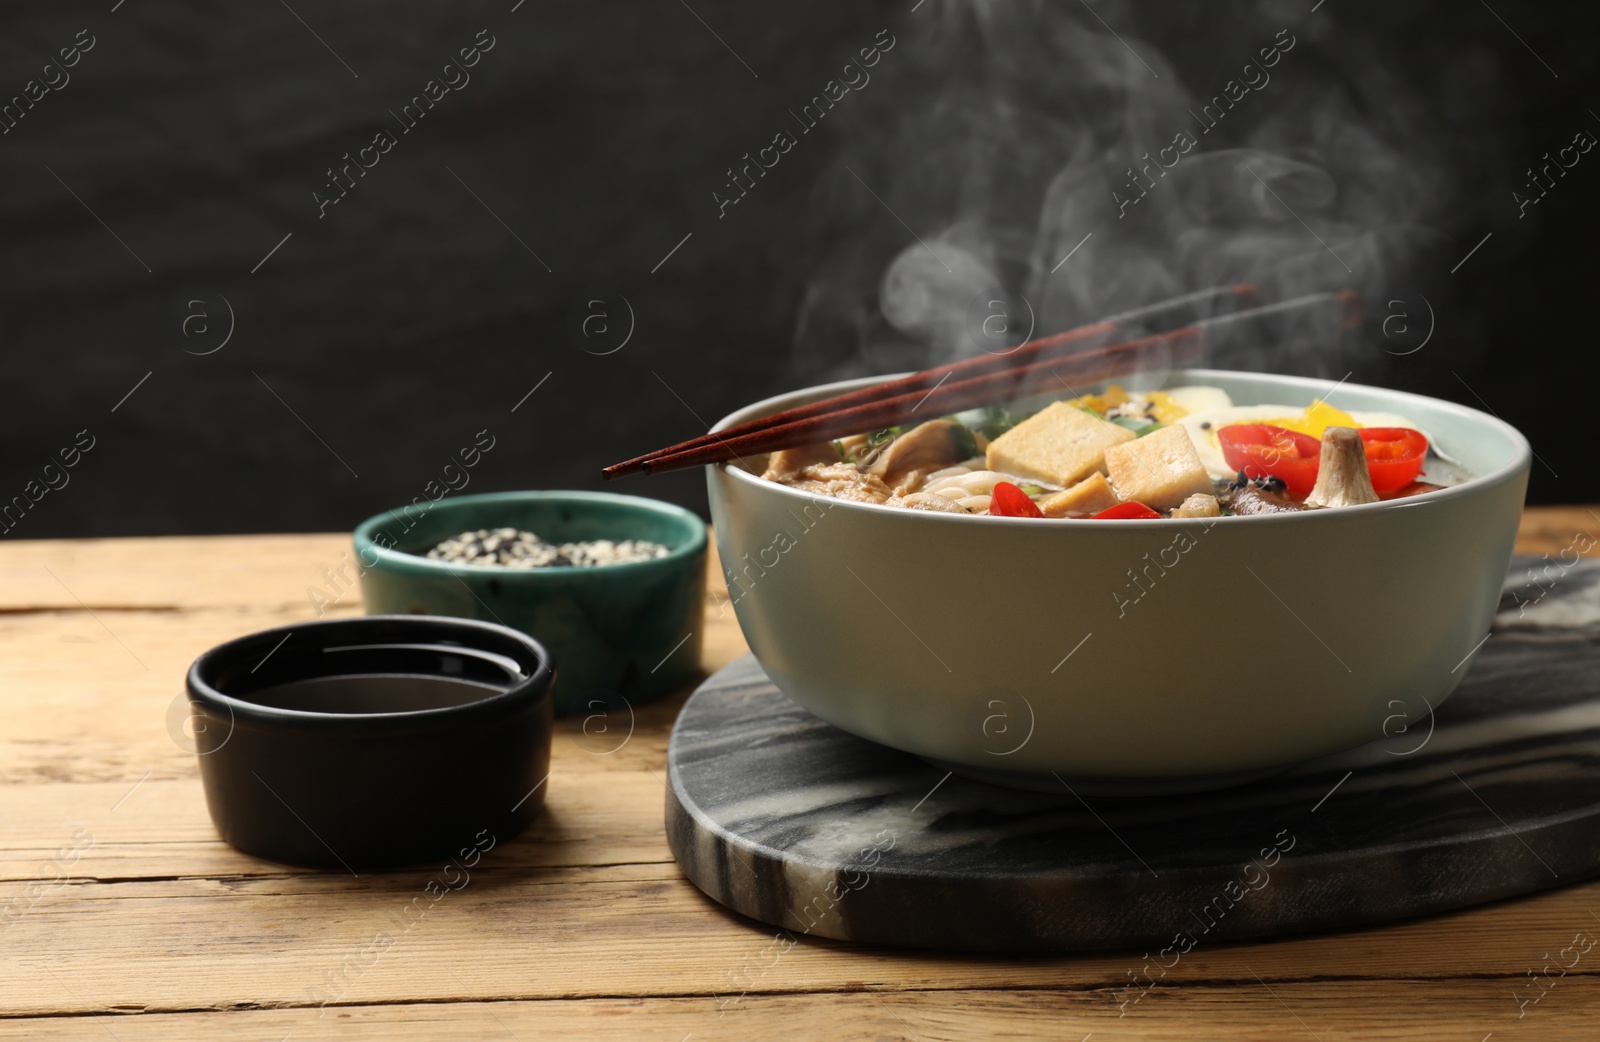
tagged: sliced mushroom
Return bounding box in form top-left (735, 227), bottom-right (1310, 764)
top-left (776, 462), bottom-right (894, 504)
top-left (833, 433), bottom-right (875, 464)
top-left (1171, 493), bottom-right (1221, 518)
top-left (1304, 427), bottom-right (1380, 509)
top-left (1220, 485), bottom-right (1306, 515)
top-left (761, 442), bottom-right (840, 482)
top-left (891, 490), bottom-right (970, 513)
top-left (867, 421), bottom-right (979, 487)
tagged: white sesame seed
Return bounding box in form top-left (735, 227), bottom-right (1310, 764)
top-left (423, 528), bottom-right (671, 568)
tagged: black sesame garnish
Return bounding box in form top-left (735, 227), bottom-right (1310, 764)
top-left (1244, 474), bottom-right (1287, 493)
top-left (424, 528), bottom-right (669, 568)
top-left (1199, 421), bottom-right (1212, 430)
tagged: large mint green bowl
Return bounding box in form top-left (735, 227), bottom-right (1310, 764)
top-left (706, 369), bottom-right (1531, 792)
top-left (354, 491), bottom-right (706, 717)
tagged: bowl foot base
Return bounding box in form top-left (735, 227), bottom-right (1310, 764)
top-left (922, 757), bottom-right (1291, 796)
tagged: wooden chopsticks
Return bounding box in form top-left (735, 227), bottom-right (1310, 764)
top-left (603, 285), bottom-right (1258, 481)
top-left (603, 288), bottom-right (1360, 479)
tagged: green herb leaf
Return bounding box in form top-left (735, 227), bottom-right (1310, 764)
top-left (1112, 415), bottom-right (1162, 437)
top-left (974, 404), bottom-right (1039, 441)
top-left (950, 424), bottom-right (979, 461)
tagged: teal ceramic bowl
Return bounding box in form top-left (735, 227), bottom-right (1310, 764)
top-left (708, 369), bottom-right (1531, 793)
top-left (353, 491), bottom-right (707, 717)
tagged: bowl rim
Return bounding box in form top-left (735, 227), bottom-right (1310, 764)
top-left (711, 368), bottom-right (1533, 526)
top-left (352, 489), bottom-right (709, 575)
top-left (186, 614), bottom-right (555, 729)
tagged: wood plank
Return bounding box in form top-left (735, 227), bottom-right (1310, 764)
top-left (4, 847), bottom-right (1600, 1015)
top-left (0, 511), bottom-right (1595, 1036)
top-left (0, 979), bottom-right (1596, 1041)
top-left (0, 534), bottom-right (361, 612)
top-left (1509, 505), bottom-right (1600, 556)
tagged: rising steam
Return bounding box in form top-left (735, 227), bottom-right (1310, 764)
top-left (792, 1), bottom-right (1508, 382)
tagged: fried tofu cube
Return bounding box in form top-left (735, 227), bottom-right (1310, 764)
top-left (1103, 425), bottom-right (1215, 509)
top-left (1039, 472), bottom-right (1121, 518)
top-left (985, 402), bottom-right (1134, 487)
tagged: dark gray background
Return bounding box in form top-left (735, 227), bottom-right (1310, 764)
top-left (1, 0), bottom-right (1592, 539)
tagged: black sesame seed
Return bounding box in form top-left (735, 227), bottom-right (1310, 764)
top-left (423, 528), bottom-right (668, 568)
top-left (1200, 421), bottom-right (1212, 430)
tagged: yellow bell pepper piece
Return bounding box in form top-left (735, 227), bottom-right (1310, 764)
top-left (1142, 390), bottom-right (1187, 425)
top-left (1267, 397), bottom-right (1359, 437)
top-left (1065, 384), bottom-right (1130, 416)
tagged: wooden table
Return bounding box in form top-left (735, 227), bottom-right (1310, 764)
top-left (3, 508), bottom-right (1599, 1040)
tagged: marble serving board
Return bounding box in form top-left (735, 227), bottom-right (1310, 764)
top-left (666, 556), bottom-right (1600, 952)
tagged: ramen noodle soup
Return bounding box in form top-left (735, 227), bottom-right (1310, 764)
top-left (759, 385), bottom-right (1465, 519)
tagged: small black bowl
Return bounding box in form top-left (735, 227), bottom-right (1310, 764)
top-left (186, 615), bottom-right (554, 869)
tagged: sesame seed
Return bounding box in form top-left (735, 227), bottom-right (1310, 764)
top-left (423, 528), bottom-right (670, 568)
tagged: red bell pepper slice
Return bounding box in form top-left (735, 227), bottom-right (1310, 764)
top-left (1217, 424), bottom-right (1321, 499)
top-left (1358, 427), bottom-right (1429, 494)
top-left (989, 481), bottom-right (1045, 518)
top-left (1092, 501), bottom-right (1162, 520)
